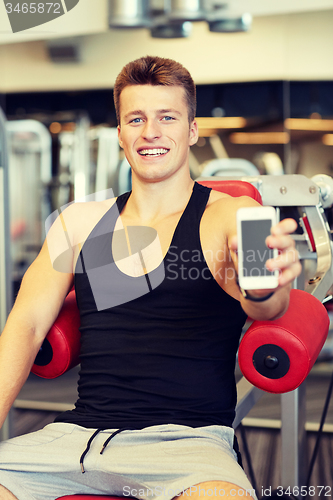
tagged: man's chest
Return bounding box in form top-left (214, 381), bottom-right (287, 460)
top-left (111, 209), bottom-right (234, 286)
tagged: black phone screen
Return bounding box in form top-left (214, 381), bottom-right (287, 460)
top-left (241, 219), bottom-right (275, 277)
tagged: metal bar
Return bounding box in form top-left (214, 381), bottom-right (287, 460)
top-left (0, 107), bottom-right (13, 441)
top-left (281, 384), bottom-right (307, 488)
top-left (73, 114), bottom-right (91, 200)
top-left (0, 168), bottom-right (7, 332)
top-left (197, 174), bottom-right (320, 207)
top-left (14, 399), bottom-right (74, 412)
top-left (6, 120), bottom-right (52, 184)
top-left (6, 120), bottom-right (52, 242)
top-left (241, 417), bottom-right (333, 433)
top-left (234, 377), bottom-right (264, 429)
top-left (0, 108), bottom-right (11, 331)
top-left (94, 128), bottom-right (119, 195)
top-left (303, 206), bottom-right (333, 301)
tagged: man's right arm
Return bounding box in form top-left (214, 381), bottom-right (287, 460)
top-left (0, 215), bottom-right (74, 429)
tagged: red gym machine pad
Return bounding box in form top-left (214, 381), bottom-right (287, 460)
top-left (238, 289), bottom-right (329, 393)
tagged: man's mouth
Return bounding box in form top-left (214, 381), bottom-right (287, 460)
top-left (138, 148), bottom-right (169, 157)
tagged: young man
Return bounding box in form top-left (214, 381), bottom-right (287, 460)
top-left (0, 56), bottom-right (301, 500)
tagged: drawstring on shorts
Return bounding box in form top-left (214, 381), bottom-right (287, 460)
top-left (80, 427), bottom-right (132, 473)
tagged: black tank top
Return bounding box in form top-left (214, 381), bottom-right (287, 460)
top-left (55, 182), bottom-right (247, 429)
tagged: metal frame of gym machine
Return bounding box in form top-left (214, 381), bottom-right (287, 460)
top-left (199, 173), bottom-right (333, 490)
top-left (0, 108), bottom-right (13, 441)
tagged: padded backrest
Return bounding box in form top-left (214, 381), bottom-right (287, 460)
top-left (198, 179), bottom-right (262, 204)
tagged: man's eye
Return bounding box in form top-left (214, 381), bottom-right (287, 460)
top-left (131, 118), bottom-right (142, 123)
top-left (162, 116), bottom-right (174, 121)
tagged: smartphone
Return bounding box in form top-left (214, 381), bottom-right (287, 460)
top-left (237, 206), bottom-right (279, 290)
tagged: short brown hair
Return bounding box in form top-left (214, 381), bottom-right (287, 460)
top-left (114, 55), bottom-right (196, 124)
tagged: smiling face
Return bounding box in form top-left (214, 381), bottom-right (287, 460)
top-left (117, 85), bottom-right (198, 185)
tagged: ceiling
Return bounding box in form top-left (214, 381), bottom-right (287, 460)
top-left (0, 0), bottom-right (333, 45)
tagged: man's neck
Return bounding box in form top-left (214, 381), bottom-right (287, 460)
top-left (124, 174), bottom-right (195, 225)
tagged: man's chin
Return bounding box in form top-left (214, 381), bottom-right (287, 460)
top-left (133, 169), bottom-right (174, 185)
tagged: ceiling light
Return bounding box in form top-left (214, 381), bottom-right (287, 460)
top-left (47, 39), bottom-right (81, 63)
top-left (151, 19), bottom-right (192, 38)
top-left (229, 132), bottom-right (290, 144)
top-left (49, 122), bottom-right (62, 134)
top-left (209, 13), bottom-right (252, 33)
top-left (285, 118), bottom-right (333, 131)
top-left (167, 0), bottom-right (206, 22)
top-left (322, 134), bottom-right (333, 146)
top-left (198, 128), bottom-right (219, 137)
top-left (196, 117), bottom-right (248, 129)
top-left (109, 0), bottom-right (150, 28)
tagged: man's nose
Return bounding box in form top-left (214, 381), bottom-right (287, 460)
top-left (142, 120), bottom-right (161, 140)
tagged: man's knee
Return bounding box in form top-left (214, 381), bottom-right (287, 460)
top-left (176, 481), bottom-right (255, 500)
top-left (0, 484), bottom-right (18, 499)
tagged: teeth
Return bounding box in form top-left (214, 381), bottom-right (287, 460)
top-left (139, 148), bottom-right (168, 156)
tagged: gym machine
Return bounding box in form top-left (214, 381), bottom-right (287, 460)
top-left (198, 173), bottom-right (333, 489)
top-left (6, 119), bottom-right (52, 290)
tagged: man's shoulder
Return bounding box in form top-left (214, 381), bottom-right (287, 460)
top-left (201, 189), bottom-right (261, 242)
top-left (62, 197), bottom-right (117, 243)
top-left (65, 197), bottom-right (116, 216)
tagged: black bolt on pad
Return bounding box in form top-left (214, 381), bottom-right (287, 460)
top-left (253, 344), bottom-right (290, 379)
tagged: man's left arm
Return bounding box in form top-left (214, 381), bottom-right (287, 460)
top-left (229, 213), bottom-right (302, 321)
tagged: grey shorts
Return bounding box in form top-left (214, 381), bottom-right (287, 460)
top-left (0, 423), bottom-right (256, 500)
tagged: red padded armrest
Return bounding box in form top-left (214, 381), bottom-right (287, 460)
top-left (31, 289), bottom-right (81, 379)
top-left (238, 289), bottom-right (329, 393)
top-left (33, 288), bottom-right (329, 393)
top-left (198, 179), bottom-right (262, 204)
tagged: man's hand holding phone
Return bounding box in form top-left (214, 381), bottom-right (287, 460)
top-left (231, 206), bottom-right (301, 317)
top-left (265, 216), bottom-right (301, 288)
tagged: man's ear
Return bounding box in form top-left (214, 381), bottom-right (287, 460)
top-left (118, 125), bottom-right (123, 149)
top-left (189, 119), bottom-right (199, 146)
